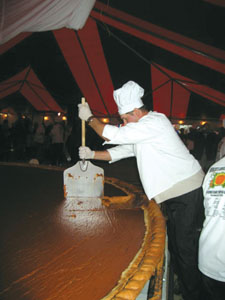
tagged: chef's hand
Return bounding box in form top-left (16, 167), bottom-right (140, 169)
top-left (78, 102), bottom-right (93, 121)
top-left (79, 146), bottom-right (95, 159)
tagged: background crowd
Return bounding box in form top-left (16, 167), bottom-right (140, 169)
top-left (178, 124), bottom-right (225, 171)
top-left (0, 116), bottom-right (103, 166)
top-left (0, 115), bottom-right (224, 171)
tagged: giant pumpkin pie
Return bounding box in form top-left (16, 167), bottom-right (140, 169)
top-left (0, 163), bottom-right (165, 300)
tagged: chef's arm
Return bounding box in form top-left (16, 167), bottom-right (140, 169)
top-left (88, 117), bottom-right (109, 141)
top-left (94, 150), bottom-right (111, 161)
top-left (79, 145), bottom-right (133, 162)
top-left (93, 145), bottom-right (134, 162)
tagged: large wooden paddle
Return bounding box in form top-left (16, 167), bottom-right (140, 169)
top-left (63, 98), bottom-right (104, 198)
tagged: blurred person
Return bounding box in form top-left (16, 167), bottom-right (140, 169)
top-left (50, 119), bottom-right (65, 166)
top-left (205, 129), bottom-right (219, 163)
top-left (43, 123), bottom-right (53, 164)
top-left (11, 117), bottom-right (27, 161)
top-left (186, 127), bottom-right (195, 155)
top-left (193, 126), bottom-right (206, 162)
top-left (178, 128), bottom-right (187, 145)
top-left (24, 118), bottom-right (34, 161)
top-left (33, 121), bottom-right (45, 163)
top-left (198, 156), bottom-right (225, 300)
top-left (63, 123), bottom-right (73, 163)
top-left (0, 119), bottom-right (12, 161)
top-left (78, 81), bottom-right (205, 300)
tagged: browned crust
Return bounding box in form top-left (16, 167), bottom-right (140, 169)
top-left (103, 177), bottom-right (149, 209)
top-left (102, 178), bottom-right (166, 300)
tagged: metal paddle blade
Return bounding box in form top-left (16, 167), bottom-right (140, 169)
top-left (63, 161), bottom-right (104, 198)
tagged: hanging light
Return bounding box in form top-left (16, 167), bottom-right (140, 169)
top-left (62, 116), bottom-right (67, 121)
top-left (200, 121), bottom-right (206, 126)
top-left (44, 116), bottom-right (49, 121)
top-left (101, 118), bottom-right (109, 124)
top-left (178, 120), bottom-right (184, 124)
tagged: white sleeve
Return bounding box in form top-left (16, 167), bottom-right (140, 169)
top-left (107, 144), bottom-right (135, 163)
top-left (103, 122), bottom-right (153, 145)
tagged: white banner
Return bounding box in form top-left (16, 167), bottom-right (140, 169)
top-left (0, 0), bottom-right (96, 44)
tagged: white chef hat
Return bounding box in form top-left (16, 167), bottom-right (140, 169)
top-left (113, 81), bottom-right (144, 115)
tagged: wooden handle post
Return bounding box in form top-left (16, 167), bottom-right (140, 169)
top-left (81, 97), bottom-right (85, 147)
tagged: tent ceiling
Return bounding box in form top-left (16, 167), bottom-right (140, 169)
top-left (92, 2), bottom-right (225, 74)
top-left (0, 67), bottom-right (64, 112)
top-left (0, 0), bottom-right (225, 120)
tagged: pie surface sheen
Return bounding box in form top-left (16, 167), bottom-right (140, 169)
top-left (0, 163), bottom-right (165, 300)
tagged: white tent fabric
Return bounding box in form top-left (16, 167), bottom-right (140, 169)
top-left (0, 0), bottom-right (96, 44)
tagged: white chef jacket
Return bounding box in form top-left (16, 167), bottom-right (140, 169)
top-left (103, 111), bottom-right (201, 200)
top-left (198, 157), bottom-right (225, 282)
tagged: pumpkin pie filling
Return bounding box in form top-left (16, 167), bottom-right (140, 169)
top-left (0, 163), bottom-right (165, 300)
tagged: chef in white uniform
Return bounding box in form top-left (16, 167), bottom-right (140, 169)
top-left (78, 81), bottom-right (205, 300)
top-left (198, 156), bottom-right (225, 300)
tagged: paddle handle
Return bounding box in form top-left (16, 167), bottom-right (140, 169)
top-left (81, 97), bottom-right (86, 147)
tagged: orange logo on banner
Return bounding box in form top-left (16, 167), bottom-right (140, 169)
top-left (210, 173), bottom-right (225, 188)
